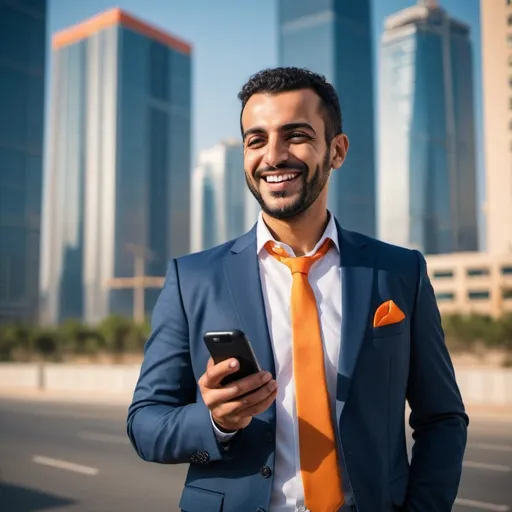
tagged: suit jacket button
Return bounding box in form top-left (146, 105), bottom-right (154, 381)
top-left (260, 466), bottom-right (272, 478)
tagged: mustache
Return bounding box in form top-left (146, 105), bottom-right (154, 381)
top-left (254, 161), bottom-right (308, 179)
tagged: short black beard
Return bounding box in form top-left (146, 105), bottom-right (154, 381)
top-left (245, 152), bottom-right (331, 220)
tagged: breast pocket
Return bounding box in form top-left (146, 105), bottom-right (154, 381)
top-left (372, 318), bottom-right (407, 339)
top-left (372, 319), bottom-right (408, 353)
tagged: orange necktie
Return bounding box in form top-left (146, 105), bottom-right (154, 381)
top-left (265, 238), bottom-right (344, 512)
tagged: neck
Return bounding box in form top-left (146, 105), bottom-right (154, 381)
top-left (262, 203), bottom-right (329, 257)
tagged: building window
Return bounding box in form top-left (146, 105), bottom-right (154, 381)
top-left (436, 292), bottom-right (454, 301)
top-left (468, 291), bottom-right (490, 300)
top-left (467, 268), bottom-right (489, 277)
top-left (433, 270), bottom-right (453, 279)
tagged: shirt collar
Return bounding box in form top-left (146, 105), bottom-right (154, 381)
top-left (256, 210), bottom-right (340, 257)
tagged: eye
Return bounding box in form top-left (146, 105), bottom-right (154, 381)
top-left (288, 132), bottom-right (309, 141)
top-left (247, 137), bottom-right (264, 147)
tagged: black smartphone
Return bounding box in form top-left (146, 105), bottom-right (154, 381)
top-left (203, 329), bottom-right (262, 386)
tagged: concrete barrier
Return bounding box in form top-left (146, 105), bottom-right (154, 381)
top-left (43, 364), bottom-right (140, 394)
top-left (0, 363), bottom-right (41, 390)
top-left (0, 363), bottom-right (511, 406)
top-left (455, 368), bottom-right (512, 406)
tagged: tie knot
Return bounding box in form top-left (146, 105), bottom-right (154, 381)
top-left (265, 238), bottom-right (332, 275)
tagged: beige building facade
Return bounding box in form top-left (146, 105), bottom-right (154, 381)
top-left (426, 252), bottom-right (512, 318)
top-left (481, 0), bottom-right (512, 254)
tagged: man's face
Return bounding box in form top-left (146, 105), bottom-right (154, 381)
top-left (242, 89), bottom-right (335, 220)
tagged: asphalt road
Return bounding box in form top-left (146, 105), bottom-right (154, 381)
top-left (0, 396), bottom-right (510, 512)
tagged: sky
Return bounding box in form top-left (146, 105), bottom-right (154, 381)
top-left (46, 0), bottom-right (484, 239)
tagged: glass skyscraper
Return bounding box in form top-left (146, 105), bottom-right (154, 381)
top-left (40, 8), bottom-right (192, 324)
top-left (191, 139), bottom-right (260, 252)
top-left (378, 2), bottom-right (478, 254)
top-left (0, 0), bottom-right (47, 324)
top-left (277, 0), bottom-right (376, 237)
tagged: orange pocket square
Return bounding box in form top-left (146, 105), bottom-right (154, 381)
top-left (373, 300), bottom-right (405, 328)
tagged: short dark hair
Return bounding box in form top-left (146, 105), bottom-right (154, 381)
top-left (237, 67), bottom-right (343, 142)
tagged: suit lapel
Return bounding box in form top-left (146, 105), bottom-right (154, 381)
top-left (336, 222), bottom-right (374, 420)
top-left (222, 226), bottom-right (276, 376)
top-left (222, 220), bottom-right (374, 416)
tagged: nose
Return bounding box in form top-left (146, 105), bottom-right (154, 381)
top-left (264, 135), bottom-right (288, 168)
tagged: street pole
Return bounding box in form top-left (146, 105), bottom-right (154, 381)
top-left (133, 254), bottom-right (145, 324)
top-left (125, 243), bottom-right (154, 324)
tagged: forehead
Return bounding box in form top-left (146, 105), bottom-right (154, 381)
top-left (241, 89), bottom-right (323, 132)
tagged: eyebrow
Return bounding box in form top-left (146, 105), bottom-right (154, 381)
top-left (242, 122), bottom-right (316, 140)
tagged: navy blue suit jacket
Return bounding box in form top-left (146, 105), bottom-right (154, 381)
top-left (127, 221), bottom-right (468, 512)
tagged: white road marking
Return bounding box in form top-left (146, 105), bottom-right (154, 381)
top-left (470, 442), bottom-right (512, 453)
top-left (32, 455), bottom-right (99, 476)
top-left (463, 460), bottom-right (512, 472)
top-left (455, 498), bottom-right (510, 511)
top-left (77, 431), bottom-right (129, 444)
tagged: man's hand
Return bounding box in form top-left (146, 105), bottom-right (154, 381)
top-left (199, 357), bottom-right (278, 432)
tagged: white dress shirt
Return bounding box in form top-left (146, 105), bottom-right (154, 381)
top-left (212, 211), bottom-right (353, 511)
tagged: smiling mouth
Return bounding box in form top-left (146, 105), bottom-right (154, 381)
top-left (262, 172), bottom-right (300, 183)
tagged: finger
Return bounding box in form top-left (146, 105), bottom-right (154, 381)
top-left (204, 372), bottom-right (271, 408)
top-left (211, 378), bottom-right (277, 416)
top-left (225, 371), bottom-right (273, 398)
top-left (239, 387), bottom-right (278, 418)
top-left (240, 379), bottom-right (277, 408)
top-left (202, 358), bottom-right (240, 388)
top-left (207, 357), bottom-right (214, 369)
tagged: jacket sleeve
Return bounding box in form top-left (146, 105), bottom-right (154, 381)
top-left (404, 250), bottom-right (469, 511)
top-left (126, 258), bottom-right (241, 464)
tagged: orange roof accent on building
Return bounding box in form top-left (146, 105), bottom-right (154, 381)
top-left (52, 7), bottom-right (192, 55)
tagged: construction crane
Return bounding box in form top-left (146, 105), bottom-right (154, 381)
top-left (104, 244), bottom-right (164, 323)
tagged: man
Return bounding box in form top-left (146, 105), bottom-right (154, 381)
top-left (127, 67), bottom-right (468, 512)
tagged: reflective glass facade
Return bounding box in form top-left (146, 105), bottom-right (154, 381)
top-left (378, 6), bottom-right (478, 254)
top-left (278, 0), bottom-right (376, 236)
top-left (191, 141), bottom-right (259, 252)
top-left (0, 0), bottom-right (46, 323)
top-left (40, 17), bottom-right (191, 324)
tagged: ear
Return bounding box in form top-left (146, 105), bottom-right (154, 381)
top-left (330, 133), bottom-right (349, 170)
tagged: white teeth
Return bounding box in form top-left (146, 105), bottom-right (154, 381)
top-left (265, 173), bottom-right (298, 183)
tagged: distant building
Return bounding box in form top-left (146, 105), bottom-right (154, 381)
top-left (378, 1), bottom-right (478, 254)
top-left (191, 140), bottom-right (259, 252)
top-left (0, 0), bottom-right (47, 324)
top-left (40, 8), bottom-right (192, 324)
top-left (277, 0), bottom-right (376, 237)
top-left (480, 0), bottom-right (512, 254)
top-left (426, 252), bottom-right (512, 319)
